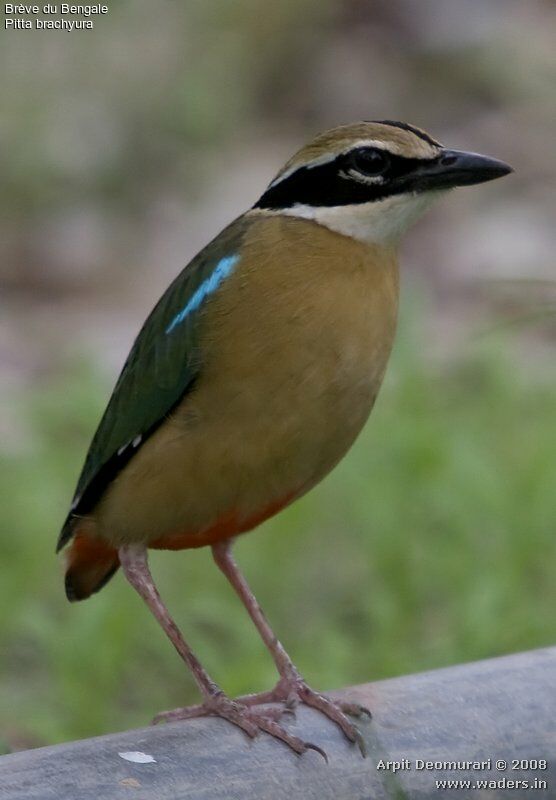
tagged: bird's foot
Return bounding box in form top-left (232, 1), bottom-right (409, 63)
top-left (153, 691), bottom-right (327, 759)
top-left (258, 672), bottom-right (370, 756)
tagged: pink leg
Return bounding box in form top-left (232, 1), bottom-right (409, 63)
top-left (119, 545), bottom-right (324, 757)
top-left (212, 541), bottom-right (369, 755)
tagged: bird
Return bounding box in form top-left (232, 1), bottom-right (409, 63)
top-left (58, 120), bottom-right (512, 757)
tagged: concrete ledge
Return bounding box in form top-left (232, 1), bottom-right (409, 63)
top-left (1, 647), bottom-right (555, 799)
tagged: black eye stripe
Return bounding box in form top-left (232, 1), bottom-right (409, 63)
top-left (255, 150), bottom-right (439, 210)
top-left (342, 148), bottom-right (431, 183)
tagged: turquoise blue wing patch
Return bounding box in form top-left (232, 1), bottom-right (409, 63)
top-left (166, 254), bottom-right (240, 334)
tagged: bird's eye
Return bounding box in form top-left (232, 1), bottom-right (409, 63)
top-left (350, 147), bottom-right (389, 177)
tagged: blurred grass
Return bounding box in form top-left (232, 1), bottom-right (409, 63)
top-left (1, 305), bottom-right (555, 751)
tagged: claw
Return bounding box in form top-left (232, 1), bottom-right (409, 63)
top-left (336, 700), bottom-right (373, 719)
top-left (353, 728), bottom-right (367, 758)
top-left (305, 741), bottom-right (329, 763)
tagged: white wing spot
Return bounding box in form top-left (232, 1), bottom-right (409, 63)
top-left (117, 434), bottom-right (141, 457)
top-left (118, 751), bottom-right (156, 764)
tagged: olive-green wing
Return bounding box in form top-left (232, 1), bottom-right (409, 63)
top-left (57, 216), bottom-right (249, 551)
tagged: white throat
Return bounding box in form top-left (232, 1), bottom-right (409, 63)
top-left (277, 192), bottom-right (439, 245)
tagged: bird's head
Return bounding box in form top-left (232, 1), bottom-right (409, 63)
top-left (254, 121), bottom-right (513, 245)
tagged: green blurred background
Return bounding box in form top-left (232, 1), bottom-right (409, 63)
top-left (1, 0), bottom-right (555, 752)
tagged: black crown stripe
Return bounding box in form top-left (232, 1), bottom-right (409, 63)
top-left (369, 120), bottom-right (441, 148)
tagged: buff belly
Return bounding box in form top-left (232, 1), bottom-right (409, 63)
top-left (93, 216), bottom-right (399, 549)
